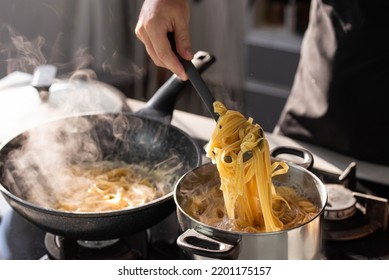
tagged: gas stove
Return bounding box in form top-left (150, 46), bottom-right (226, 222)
top-left (1, 138), bottom-right (388, 260)
top-left (313, 163), bottom-right (389, 259)
top-left (1, 98), bottom-right (389, 260)
top-left (0, 207), bottom-right (183, 260)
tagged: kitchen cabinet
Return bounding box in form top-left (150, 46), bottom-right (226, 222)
top-left (243, 0), bottom-right (310, 132)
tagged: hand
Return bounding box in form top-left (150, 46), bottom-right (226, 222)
top-left (135, 0), bottom-right (193, 80)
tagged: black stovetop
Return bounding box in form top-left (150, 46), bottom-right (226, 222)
top-left (1, 180), bottom-right (389, 260)
top-left (0, 209), bottom-right (183, 260)
top-left (1, 143), bottom-right (389, 260)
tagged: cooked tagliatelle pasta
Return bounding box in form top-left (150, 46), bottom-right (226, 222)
top-left (184, 101), bottom-right (318, 233)
top-left (55, 161), bottom-right (172, 212)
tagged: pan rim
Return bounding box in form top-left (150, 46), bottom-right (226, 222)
top-left (0, 112), bottom-right (202, 219)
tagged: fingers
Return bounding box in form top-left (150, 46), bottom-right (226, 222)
top-left (136, 26), bottom-right (189, 80)
top-left (135, 27), bottom-right (166, 68)
top-left (148, 28), bottom-right (189, 80)
top-left (134, 0), bottom-right (192, 80)
top-left (174, 23), bottom-right (193, 62)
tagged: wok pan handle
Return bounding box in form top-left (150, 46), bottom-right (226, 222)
top-left (270, 146), bottom-right (314, 170)
top-left (137, 50), bottom-right (216, 124)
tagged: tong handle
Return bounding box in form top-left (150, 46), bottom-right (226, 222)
top-left (168, 32), bottom-right (219, 121)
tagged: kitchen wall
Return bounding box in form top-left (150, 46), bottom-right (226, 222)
top-left (186, 0), bottom-right (247, 114)
top-left (0, 0), bottom-right (146, 94)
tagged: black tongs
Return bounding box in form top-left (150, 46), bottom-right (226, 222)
top-left (168, 32), bottom-right (219, 121)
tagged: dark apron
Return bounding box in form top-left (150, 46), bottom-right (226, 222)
top-left (276, 0), bottom-right (389, 165)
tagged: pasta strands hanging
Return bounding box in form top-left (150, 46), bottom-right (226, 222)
top-left (203, 101), bottom-right (318, 232)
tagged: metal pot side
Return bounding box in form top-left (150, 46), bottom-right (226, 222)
top-left (174, 162), bottom-right (327, 260)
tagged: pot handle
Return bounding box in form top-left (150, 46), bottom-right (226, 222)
top-left (137, 51), bottom-right (216, 124)
top-left (270, 146), bottom-right (314, 170)
top-left (177, 228), bottom-right (238, 259)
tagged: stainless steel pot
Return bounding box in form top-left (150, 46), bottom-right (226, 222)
top-left (174, 150), bottom-right (327, 260)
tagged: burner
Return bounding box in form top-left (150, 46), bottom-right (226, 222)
top-left (324, 184), bottom-right (357, 220)
top-left (44, 231), bottom-right (149, 260)
top-left (0, 208), bottom-right (182, 260)
top-left (311, 162), bottom-right (389, 242)
top-left (323, 190), bottom-right (388, 241)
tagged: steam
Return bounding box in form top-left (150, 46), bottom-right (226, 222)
top-left (0, 25), bottom-right (90, 76)
top-left (0, 24), bottom-right (128, 144)
top-left (0, 25), bottom-right (187, 212)
top-left (0, 24), bottom-right (47, 75)
top-left (0, 23), bottom-right (141, 81)
top-left (2, 114), bottom-right (186, 209)
top-left (0, 24), bottom-right (107, 86)
top-left (4, 117), bottom-right (98, 207)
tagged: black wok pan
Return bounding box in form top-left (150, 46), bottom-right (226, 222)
top-left (0, 51), bottom-right (215, 241)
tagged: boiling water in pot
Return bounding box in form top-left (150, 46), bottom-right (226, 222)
top-left (178, 166), bottom-right (321, 233)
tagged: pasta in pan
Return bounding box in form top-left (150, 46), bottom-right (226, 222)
top-left (185, 101), bottom-right (318, 233)
top-left (55, 161), bottom-right (171, 212)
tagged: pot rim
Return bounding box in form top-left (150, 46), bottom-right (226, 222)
top-left (174, 161), bottom-right (328, 236)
